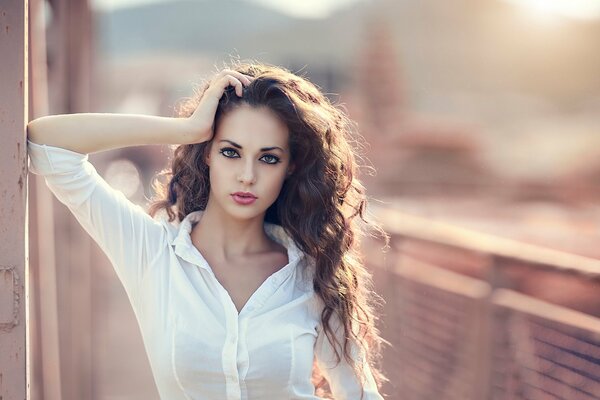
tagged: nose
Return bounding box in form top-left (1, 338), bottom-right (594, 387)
top-left (237, 159), bottom-right (256, 185)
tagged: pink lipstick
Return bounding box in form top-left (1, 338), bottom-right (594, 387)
top-left (231, 192), bottom-right (257, 205)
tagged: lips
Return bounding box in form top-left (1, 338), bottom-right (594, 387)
top-left (231, 191), bottom-right (258, 205)
top-left (232, 191), bottom-right (257, 199)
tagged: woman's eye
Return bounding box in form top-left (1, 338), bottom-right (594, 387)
top-left (219, 148), bottom-right (239, 158)
top-left (261, 154), bottom-right (280, 164)
top-left (219, 148), bottom-right (279, 164)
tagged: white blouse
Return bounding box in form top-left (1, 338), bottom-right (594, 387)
top-left (27, 139), bottom-right (384, 400)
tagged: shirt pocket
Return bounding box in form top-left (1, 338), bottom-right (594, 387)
top-left (171, 315), bottom-right (226, 399)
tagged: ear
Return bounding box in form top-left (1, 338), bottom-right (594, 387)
top-left (286, 163), bottom-right (295, 177)
top-left (203, 143), bottom-right (213, 166)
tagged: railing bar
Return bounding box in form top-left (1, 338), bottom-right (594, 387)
top-left (493, 289), bottom-right (600, 334)
top-left (534, 340), bottom-right (600, 374)
top-left (528, 355), bottom-right (600, 394)
top-left (528, 320), bottom-right (600, 358)
top-left (521, 367), bottom-right (599, 400)
top-left (375, 207), bottom-right (600, 279)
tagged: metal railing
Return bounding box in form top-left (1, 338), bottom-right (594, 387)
top-left (371, 207), bottom-right (600, 400)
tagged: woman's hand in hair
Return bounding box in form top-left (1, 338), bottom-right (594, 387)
top-left (185, 69), bottom-right (255, 144)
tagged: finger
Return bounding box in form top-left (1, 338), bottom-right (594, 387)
top-left (220, 69), bottom-right (253, 86)
top-left (206, 74), bottom-right (240, 99)
top-left (221, 74), bottom-right (244, 97)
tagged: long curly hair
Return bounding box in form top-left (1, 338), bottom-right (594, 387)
top-left (148, 60), bottom-right (390, 399)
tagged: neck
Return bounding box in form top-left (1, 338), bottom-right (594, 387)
top-left (191, 194), bottom-right (275, 262)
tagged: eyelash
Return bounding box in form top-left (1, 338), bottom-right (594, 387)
top-left (219, 147), bottom-right (281, 165)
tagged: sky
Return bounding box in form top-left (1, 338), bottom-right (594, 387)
top-left (91, 0), bottom-right (600, 21)
top-left (90, 0), bottom-right (366, 19)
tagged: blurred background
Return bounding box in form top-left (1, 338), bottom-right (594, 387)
top-left (14, 0), bottom-right (600, 398)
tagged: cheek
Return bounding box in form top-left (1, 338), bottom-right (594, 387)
top-left (208, 163), bottom-right (228, 188)
top-left (264, 170), bottom-right (288, 195)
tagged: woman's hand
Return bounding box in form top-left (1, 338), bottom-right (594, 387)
top-left (185, 69), bottom-right (255, 144)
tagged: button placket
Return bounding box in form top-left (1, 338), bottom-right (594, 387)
top-left (238, 318), bottom-right (250, 381)
top-left (220, 291), bottom-right (239, 384)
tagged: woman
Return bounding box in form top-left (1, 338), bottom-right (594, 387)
top-left (27, 61), bottom-right (389, 399)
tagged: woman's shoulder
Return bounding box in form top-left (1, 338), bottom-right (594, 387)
top-left (151, 208), bottom-right (180, 244)
top-left (295, 253), bottom-right (316, 293)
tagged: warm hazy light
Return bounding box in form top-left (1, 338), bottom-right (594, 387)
top-left (90, 0), bottom-right (363, 18)
top-left (504, 0), bottom-right (600, 20)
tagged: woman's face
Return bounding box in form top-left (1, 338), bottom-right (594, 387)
top-left (205, 104), bottom-right (294, 221)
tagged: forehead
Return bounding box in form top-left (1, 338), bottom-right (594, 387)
top-left (215, 105), bottom-right (289, 148)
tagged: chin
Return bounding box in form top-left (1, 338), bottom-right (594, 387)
top-left (224, 201), bottom-right (267, 221)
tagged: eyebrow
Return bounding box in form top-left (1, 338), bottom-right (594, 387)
top-left (219, 139), bottom-right (284, 152)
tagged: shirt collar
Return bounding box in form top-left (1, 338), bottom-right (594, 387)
top-left (164, 210), bottom-right (304, 270)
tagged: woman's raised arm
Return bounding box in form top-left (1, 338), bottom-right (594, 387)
top-left (26, 113), bottom-right (196, 154)
top-left (26, 69), bottom-right (254, 154)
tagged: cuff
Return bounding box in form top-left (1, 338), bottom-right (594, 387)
top-left (27, 139), bottom-right (89, 175)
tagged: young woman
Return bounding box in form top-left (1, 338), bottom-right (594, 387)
top-left (27, 61), bottom-right (389, 400)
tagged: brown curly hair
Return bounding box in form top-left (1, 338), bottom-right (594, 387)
top-left (148, 59), bottom-right (390, 399)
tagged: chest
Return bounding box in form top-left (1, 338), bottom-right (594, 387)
top-left (167, 297), bottom-right (319, 399)
top-left (214, 267), bottom-right (272, 313)
top-left (208, 256), bottom-right (288, 314)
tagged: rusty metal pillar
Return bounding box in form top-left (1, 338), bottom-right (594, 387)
top-left (0, 1), bottom-right (29, 399)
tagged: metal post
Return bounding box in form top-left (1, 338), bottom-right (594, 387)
top-left (28, 0), bottom-right (65, 398)
top-left (0, 1), bottom-right (29, 399)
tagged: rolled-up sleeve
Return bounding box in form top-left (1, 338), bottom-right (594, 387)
top-left (314, 312), bottom-right (384, 400)
top-left (27, 139), bottom-right (166, 308)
